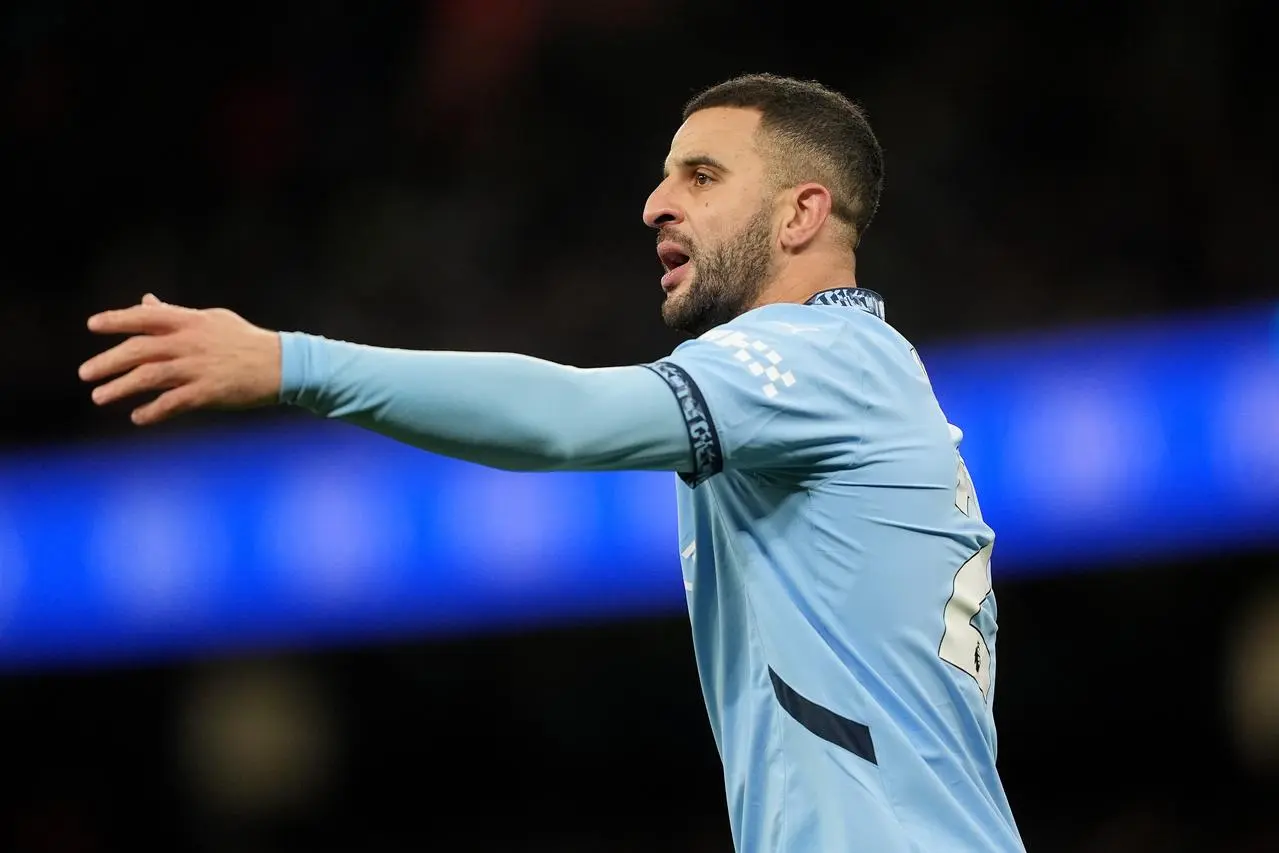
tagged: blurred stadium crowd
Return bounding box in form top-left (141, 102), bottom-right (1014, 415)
top-left (7, 0), bottom-right (1274, 446)
top-left (1, 0), bottom-right (1275, 851)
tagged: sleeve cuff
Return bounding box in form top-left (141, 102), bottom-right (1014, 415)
top-left (642, 361), bottom-right (723, 487)
top-left (277, 331), bottom-right (329, 408)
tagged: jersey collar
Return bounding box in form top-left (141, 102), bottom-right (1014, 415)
top-left (804, 287), bottom-right (885, 320)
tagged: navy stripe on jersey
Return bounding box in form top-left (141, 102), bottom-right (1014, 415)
top-left (769, 667), bottom-right (877, 765)
top-left (643, 361), bottom-right (723, 487)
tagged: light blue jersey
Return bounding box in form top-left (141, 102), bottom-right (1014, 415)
top-left (643, 288), bottom-right (1024, 852)
top-left (279, 285), bottom-right (1023, 852)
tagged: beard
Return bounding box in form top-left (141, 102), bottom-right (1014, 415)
top-left (661, 206), bottom-right (775, 337)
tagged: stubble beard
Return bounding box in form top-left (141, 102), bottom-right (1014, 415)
top-left (661, 206), bottom-right (776, 338)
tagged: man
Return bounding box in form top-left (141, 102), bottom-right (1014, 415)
top-left (81, 74), bottom-right (1024, 851)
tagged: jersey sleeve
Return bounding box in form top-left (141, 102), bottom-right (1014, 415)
top-left (644, 310), bottom-right (861, 486)
top-left (279, 333), bottom-right (694, 474)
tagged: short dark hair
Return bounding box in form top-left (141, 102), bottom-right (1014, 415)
top-left (683, 73), bottom-right (884, 247)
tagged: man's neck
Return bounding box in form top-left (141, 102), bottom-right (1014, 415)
top-left (752, 260), bottom-right (859, 309)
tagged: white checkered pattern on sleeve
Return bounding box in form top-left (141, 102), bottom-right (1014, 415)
top-left (700, 328), bottom-right (797, 399)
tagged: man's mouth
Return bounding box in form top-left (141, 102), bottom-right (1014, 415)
top-left (657, 241), bottom-right (692, 291)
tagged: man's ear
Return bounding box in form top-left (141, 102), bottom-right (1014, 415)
top-left (779, 183), bottom-right (833, 251)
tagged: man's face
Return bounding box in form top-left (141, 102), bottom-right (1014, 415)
top-left (644, 107), bottom-right (778, 336)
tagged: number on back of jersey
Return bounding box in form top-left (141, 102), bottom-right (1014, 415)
top-left (939, 455), bottom-right (994, 699)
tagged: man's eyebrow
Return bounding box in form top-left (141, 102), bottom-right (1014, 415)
top-left (662, 154), bottom-right (731, 179)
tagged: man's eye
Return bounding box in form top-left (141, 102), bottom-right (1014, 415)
top-left (694, 171), bottom-right (714, 187)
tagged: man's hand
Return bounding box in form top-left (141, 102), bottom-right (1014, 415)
top-left (79, 294), bottom-right (282, 425)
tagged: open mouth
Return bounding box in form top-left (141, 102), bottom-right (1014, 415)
top-left (657, 241), bottom-right (691, 274)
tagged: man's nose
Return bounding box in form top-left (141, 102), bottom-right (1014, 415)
top-left (643, 184), bottom-right (683, 229)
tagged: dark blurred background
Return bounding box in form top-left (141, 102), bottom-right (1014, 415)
top-left (2, 0), bottom-right (1277, 850)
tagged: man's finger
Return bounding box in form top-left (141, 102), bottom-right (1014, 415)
top-left (132, 384), bottom-right (202, 426)
top-left (78, 334), bottom-right (171, 383)
top-left (90, 361), bottom-right (183, 407)
top-left (87, 303), bottom-right (188, 335)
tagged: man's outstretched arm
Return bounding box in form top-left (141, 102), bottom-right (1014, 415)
top-left (78, 296), bottom-right (694, 475)
top-left (279, 333), bottom-right (691, 472)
